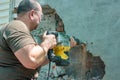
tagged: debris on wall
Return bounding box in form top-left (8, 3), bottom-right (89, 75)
top-left (64, 43), bottom-right (105, 80)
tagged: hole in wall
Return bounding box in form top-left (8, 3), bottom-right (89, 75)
top-left (12, 4), bottom-right (106, 80)
top-left (65, 43), bottom-right (105, 80)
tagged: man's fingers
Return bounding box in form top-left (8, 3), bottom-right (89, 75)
top-left (43, 31), bottom-right (47, 37)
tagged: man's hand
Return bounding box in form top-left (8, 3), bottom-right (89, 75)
top-left (42, 31), bottom-right (57, 49)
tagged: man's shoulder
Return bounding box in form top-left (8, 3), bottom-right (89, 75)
top-left (7, 20), bottom-right (29, 32)
top-left (9, 20), bottom-right (26, 27)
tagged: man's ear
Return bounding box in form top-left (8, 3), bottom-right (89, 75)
top-left (29, 10), bottom-right (35, 21)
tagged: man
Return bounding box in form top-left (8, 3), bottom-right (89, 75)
top-left (0, 0), bottom-right (56, 80)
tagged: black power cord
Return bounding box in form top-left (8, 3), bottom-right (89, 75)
top-left (47, 61), bottom-right (51, 80)
top-left (47, 49), bottom-right (55, 80)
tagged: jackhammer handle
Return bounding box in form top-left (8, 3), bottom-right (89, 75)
top-left (46, 31), bottom-right (58, 38)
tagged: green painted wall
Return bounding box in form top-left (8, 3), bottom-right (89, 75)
top-left (39, 0), bottom-right (120, 80)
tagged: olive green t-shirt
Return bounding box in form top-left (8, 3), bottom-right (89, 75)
top-left (0, 20), bottom-right (39, 80)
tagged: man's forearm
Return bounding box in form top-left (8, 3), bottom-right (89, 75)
top-left (40, 55), bottom-right (49, 66)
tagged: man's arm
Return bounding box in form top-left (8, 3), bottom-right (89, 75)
top-left (15, 34), bottom-right (56, 69)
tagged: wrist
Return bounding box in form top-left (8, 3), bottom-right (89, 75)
top-left (41, 40), bottom-right (51, 49)
top-left (41, 46), bottom-right (47, 55)
top-left (40, 42), bottom-right (49, 55)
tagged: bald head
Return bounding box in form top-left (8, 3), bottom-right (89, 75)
top-left (16, 0), bottom-right (42, 31)
top-left (17, 0), bottom-right (40, 15)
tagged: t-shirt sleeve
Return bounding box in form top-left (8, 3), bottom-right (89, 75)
top-left (3, 20), bottom-right (36, 52)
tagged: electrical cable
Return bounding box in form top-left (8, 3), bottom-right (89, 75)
top-left (47, 61), bottom-right (51, 80)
